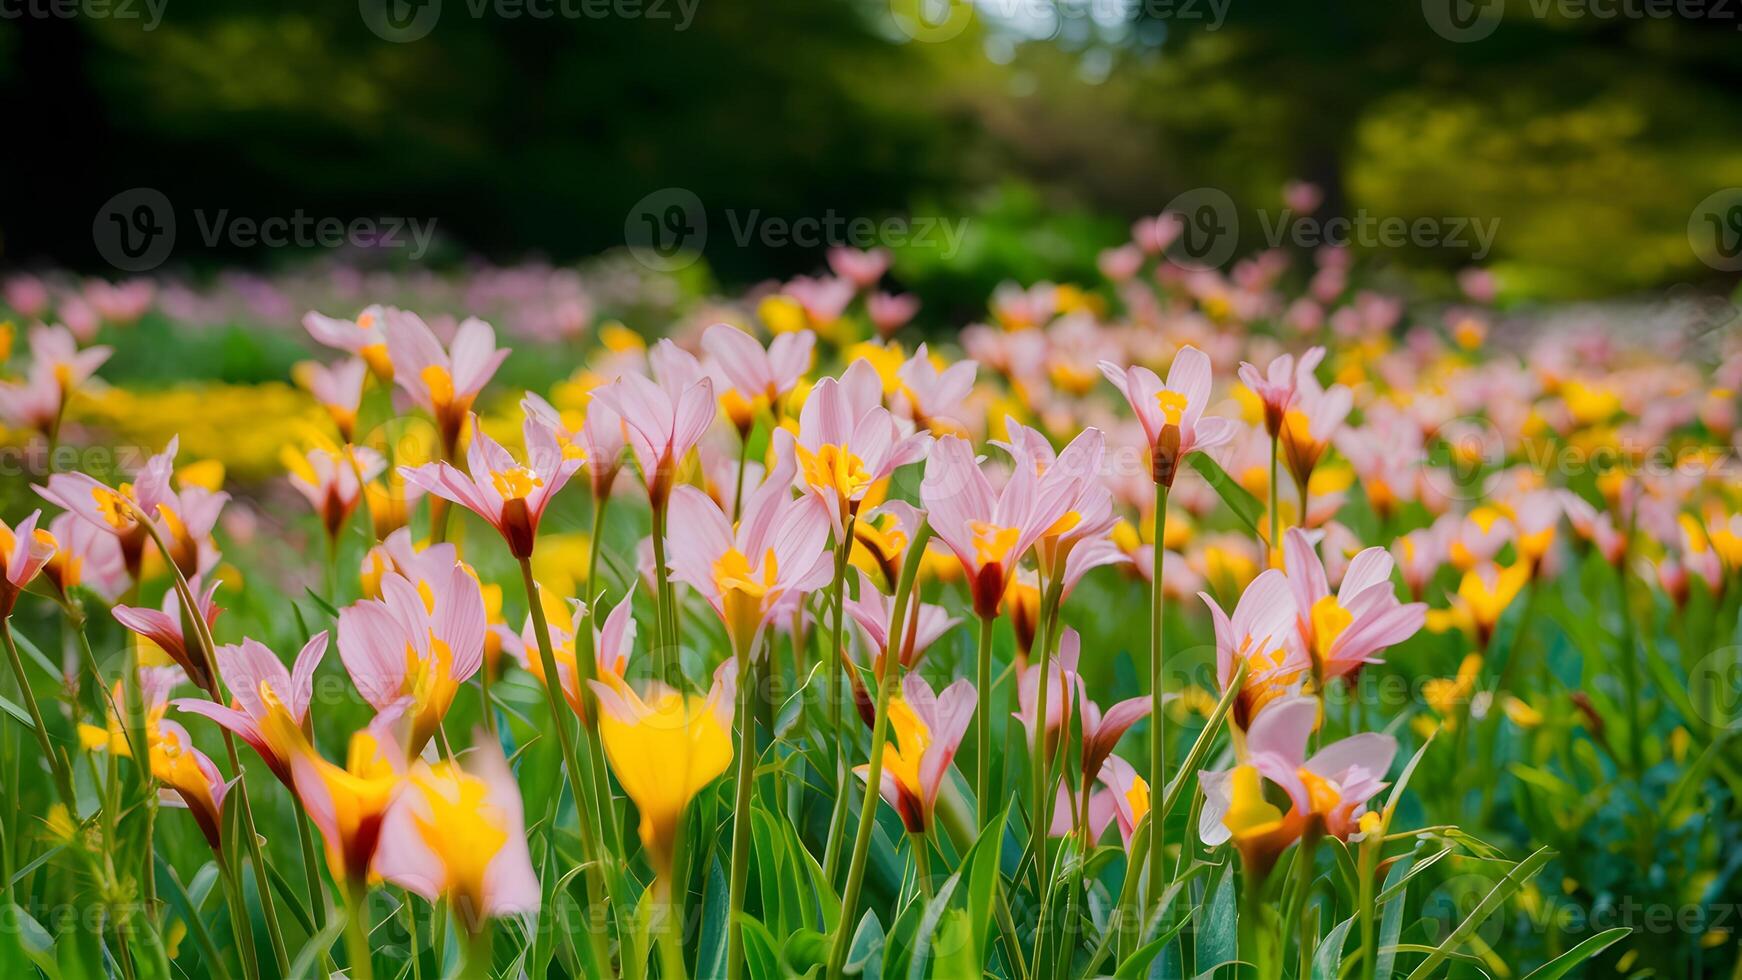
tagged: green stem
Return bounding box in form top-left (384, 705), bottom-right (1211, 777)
top-left (1294, 830), bottom-right (1321, 980)
top-left (578, 495), bottom-right (619, 855)
top-left (519, 556), bottom-right (614, 975)
top-left (821, 517), bottom-right (857, 882)
top-left (975, 613), bottom-right (996, 829)
top-left (343, 884), bottom-right (375, 980)
top-left (1357, 826), bottom-right (1379, 980)
top-left (0, 619), bottom-right (77, 814)
top-left (726, 641), bottom-right (758, 980)
top-left (462, 917), bottom-right (494, 979)
top-left (650, 502), bottom-right (675, 685)
top-left (1146, 483), bottom-right (1170, 909)
top-left (1616, 560), bottom-right (1644, 775)
top-left (401, 891), bottom-right (423, 980)
top-left (911, 832), bottom-right (933, 901)
top-left (828, 521), bottom-right (933, 980)
top-left (656, 877), bottom-right (688, 980)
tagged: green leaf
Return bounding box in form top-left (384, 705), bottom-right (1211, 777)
top-left (965, 803), bottom-right (1008, 966)
top-left (1401, 846), bottom-right (1554, 980)
top-left (1374, 853), bottom-right (1413, 980)
top-left (288, 916), bottom-right (346, 980)
top-left (904, 870), bottom-right (959, 980)
top-left (1312, 915), bottom-right (1355, 980)
top-left (737, 913), bottom-right (783, 980)
top-left (698, 856), bottom-right (731, 980)
top-left (1187, 453), bottom-right (1264, 534)
top-left (783, 928), bottom-right (830, 974)
top-left (844, 909), bottom-right (883, 978)
top-left (0, 692), bottom-right (34, 731)
top-left (6, 903), bottom-right (61, 979)
top-left (1518, 927), bottom-right (1629, 980)
top-left (1193, 861), bottom-right (1236, 970)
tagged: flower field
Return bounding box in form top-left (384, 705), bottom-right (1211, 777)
top-left (0, 228), bottom-right (1738, 980)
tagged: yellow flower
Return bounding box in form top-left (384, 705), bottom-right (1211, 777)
top-left (594, 675), bottom-right (734, 878)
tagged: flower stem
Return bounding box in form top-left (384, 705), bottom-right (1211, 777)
top-left (519, 556), bottom-right (614, 975)
top-left (821, 516), bottom-right (857, 882)
top-left (1146, 483), bottom-right (1170, 910)
top-left (0, 620), bottom-right (77, 816)
top-left (343, 883), bottom-right (374, 980)
top-left (726, 644), bottom-right (758, 980)
top-left (650, 501), bottom-right (676, 685)
top-left (828, 521), bottom-right (932, 980)
top-left (462, 918), bottom-right (494, 979)
top-left (976, 612), bottom-right (995, 829)
top-left (578, 494), bottom-right (619, 854)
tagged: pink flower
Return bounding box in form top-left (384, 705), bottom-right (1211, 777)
top-left (1279, 370), bottom-right (1352, 490)
top-left (921, 434), bottom-right (1080, 619)
top-left (1097, 244), bottom-right (1144, 283)
top-left (40, 511), bottom-right (126, 604)
top-left (1132, 213), bottom-right (1184, 255)
top-left (845, 569), bottom-right (958, 678)
top-left (784, 276), bottom-right (855, 327)
top-left (855, 673), bottom-right (976, 834)
top-left (38, 436), bottom-right (228, 580)
top-left (114, 576), bottom-right (222, 690)
top-left (499, 589), bottom-right (636, 720)
top-left (995, 420), bottom-right (1118, 584)
top-left (785, 359), bottom-right (930, 532)
top-left (0, 510), bottom-right (57, 617)
top-left (589, 340), bottom-right (716, 510)
top-left (401, 412), bottom-right (583, 558)
top-left (0, 325), bottom-right (112, 434)
top-left (1283, 180), bottom-right (1323, 215)
top-left (1098, 346), bottom-right (1236, 486)
top-left (702, 322), bottom-right (813, 426)
top-left (299, 358), bottom-right (369, 442)
top-left (303, 305), bottom-right (395, 381)
top-left (386, 312), bottom-right (511, 457)
top-left (827, 246), bottom-right (892, 289)
top-left (360, 528), bottom-right (456, 599)
top-left (895, 345), bottom-right (976, 435)
top-left (285, 444), bottom-right (385, 545)
top-left (173, 633), bottom-right (329, 790)
top-left (1199, 695), bottom-right (1395, 862)
top-left (374, 737), bottom-right (540, 932)
top-left (665, 457), bottom-right (834, 654)
top-left (867, 292), bottom-right (920, 337)
top-left (1199, 569), bottom-right (1309, 733)
top-left (1237, 347), bottom-right (1325, 437)
top-left (1283, 528), bottom-right (1425, 684)
top-left (521, 391), bottom-right (627, 503)
top-left (337, 563), bottom-right (486, 753)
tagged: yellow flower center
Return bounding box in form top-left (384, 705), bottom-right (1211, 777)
top-left (491, 466), bottom-right (543, 501)
top-left (880, 698), bottom-right (931, 802)
top-left (1222, 765), bottom-right (1285, 841)
top-left (1156, 390), bottom-right (1188, 426)
top-left (1309, 595), bottom-right (1353, 665)
top-left (796, 443), bottom-right (872, 502)
top-left (969, 521), bottom-right (1021, 567)
top-left (421, 364), bottom-right (456, 409)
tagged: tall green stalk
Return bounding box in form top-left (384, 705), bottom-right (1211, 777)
top-left (821, 515), bottom-right (858, 882)
top-left (133, 511), bottom-right (292, 975)
top-left (577, 494), bottom-right (620, 854)
top-left (1146, 484), bottom-right (1171, 908)
top-left (519, 556), bottom-right (615, 975)
top-left (725, 637), bottom-right (759, 980)
top-left (975, 613), bottom-right (996, 829)
top-left (828, 521), bottom-right (932, 979)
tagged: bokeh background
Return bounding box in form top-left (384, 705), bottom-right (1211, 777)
top-left (6, 0), bottom-right (1742, 307)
